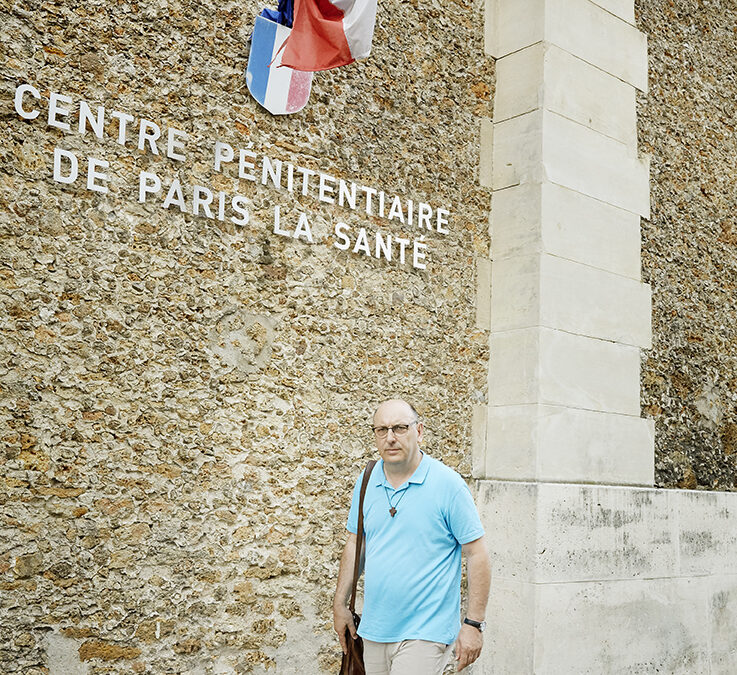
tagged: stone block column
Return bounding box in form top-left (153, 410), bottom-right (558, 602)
top-left (473, 3), bottom-right (737, 672)
top-left (466, 1), bottom-right (720, 672)
top-left (477, 0), bottom-right (654, 487)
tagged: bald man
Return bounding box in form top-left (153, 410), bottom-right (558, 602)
top-left (333, 399), bottom-right (491, 674)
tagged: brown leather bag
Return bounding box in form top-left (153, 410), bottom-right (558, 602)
top-left (339, 459), bottom-right (377, 675)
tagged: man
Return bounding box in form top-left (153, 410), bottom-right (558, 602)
top-left (333, 399), bottom-right (491, 674)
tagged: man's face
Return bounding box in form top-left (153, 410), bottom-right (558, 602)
top-left (373, 400), bottom-right (424, 468)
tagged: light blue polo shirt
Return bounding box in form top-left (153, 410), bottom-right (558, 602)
top-left (346, 454), bottom-right (484, 644)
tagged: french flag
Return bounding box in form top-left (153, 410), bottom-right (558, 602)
top-left (280, 0), bottom-right (378, 72)
top-left (246, 15), bottom-right (314, 115)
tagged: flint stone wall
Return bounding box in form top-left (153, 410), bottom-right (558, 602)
top-left (637, 1), bottom-right (737, 490)
top-left (0, 0), bottom-right (492, 672)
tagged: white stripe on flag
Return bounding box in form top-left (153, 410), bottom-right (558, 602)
top-left (264, 23), bottom-right (293, 114)
top-left (332, 0), bottom-right (378, 59)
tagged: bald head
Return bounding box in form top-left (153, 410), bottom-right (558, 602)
top-left (373, 399), bottom-right (420, 425)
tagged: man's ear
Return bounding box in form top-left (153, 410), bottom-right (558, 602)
top-left (416, 421), bottom-right (424, 443)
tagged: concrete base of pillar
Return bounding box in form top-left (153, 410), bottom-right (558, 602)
top-left (475, 480), bottom-right (737, 674)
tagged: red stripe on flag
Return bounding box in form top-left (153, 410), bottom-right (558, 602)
top-left (281, 0), bottom-right (354, 72)
top-left (286, 70), bottom-right (313, 113)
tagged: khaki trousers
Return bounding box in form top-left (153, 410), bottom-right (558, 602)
top-left (363, 638), bottom-right (454, 675)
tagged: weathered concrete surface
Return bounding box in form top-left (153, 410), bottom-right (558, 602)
top-left (477, 480), bottom-right (737, 674)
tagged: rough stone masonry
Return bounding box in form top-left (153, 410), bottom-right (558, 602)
top-left (0, 0), bottom-right (492, 671)
top-left (637, 0), bottom-right (737, 491)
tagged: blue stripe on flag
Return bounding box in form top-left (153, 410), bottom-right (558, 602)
top-left (248, 16), bottom-right (277, 106)
top-left (260, 0), bottom-right (294, 28)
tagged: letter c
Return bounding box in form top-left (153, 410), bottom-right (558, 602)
top-left (14, 83), bottom-right (41, 120)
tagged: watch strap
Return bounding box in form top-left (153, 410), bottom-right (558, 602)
top-left (464, 617), bottom-right (486, 632)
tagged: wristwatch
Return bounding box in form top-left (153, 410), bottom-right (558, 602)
top-left (464, 617), bottom-right (487, 632)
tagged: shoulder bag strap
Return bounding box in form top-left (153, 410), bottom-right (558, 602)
top-left (348, 459), bottom-right (377, 614)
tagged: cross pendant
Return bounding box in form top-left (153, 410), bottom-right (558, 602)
top-left (389, 507), bottom-right (397, 517)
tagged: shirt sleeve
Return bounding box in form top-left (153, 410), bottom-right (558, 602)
top-left (447, 483), bottom-right (485, 545)
top-left (345, 471), bottom-right (363, 534)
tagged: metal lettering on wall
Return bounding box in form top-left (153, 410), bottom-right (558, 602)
top-left (14, 82), bottom-right (452, 271)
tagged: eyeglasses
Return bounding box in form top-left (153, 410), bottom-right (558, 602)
top-left (372, 421), bottom-right (418, 438)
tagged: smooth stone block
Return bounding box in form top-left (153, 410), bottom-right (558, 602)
top-left (471, 403), bottom-right (488, 479)
top-left (487, 0), bottom-right (647, 92)
top-left (481, 578), bottom-right (536, 674)
top-left (533, 482), bottom-right (674, 581)
top-left (493, 42), bottom-right (546, 122)
top-left (490, 253), bottom-right (652, 347)
top-left (477, 481), bottom-right (737, 580)
top-left (490, 253), bottom-right (539, 330)
top-left (492, 110), bottom-right (650, 216)
top-left (485, 404), bottom-right (654, 485)
top-left (485, 0), bottom-right (543, 60)
top-left (535, 408), bottom-right (654, 484)
top-left (488, 327), bottom-right (539, 405)
top-left (479, 117), bottom-right (494, 188)
top-left (495, 42), bottom-right (637, 147)
top-left (492, 182), bottom-right (643, 279)
top-left (547, 0), bottom-right (647, 92)
top-left (491, 109), bottom-right (544, 190)
top-left (477, 482), bottom-right (675, 582)
top-left (475, 481), bottom-right (737, 672)
top-left (475, 256), bottom-right (492, 331)
top-left (536, 328), bottom-right (641, 414)
top-left (534, 578), bottom-right (710, 673)
top-left (489, 327), bottom-right (642, 414)
top-left (590, 0), bottom-right (635, 24)
top-left (475, 480), bottom-right (538, 580)
top-left (490, 184), bottom-right (543, 259)
top-left (543, 44), bottom-right (637, 145)
top-left (544, 110), bottom-right (650, 216)
top-left (484, 404), bottom-right (541, 479)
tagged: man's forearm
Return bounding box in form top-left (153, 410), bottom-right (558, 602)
top-left (333, 532), bottom-right (361, 653)
top-left (333, 533), bottom-right (359, 609)
top-left (465, 538), bottom-right (491, 621)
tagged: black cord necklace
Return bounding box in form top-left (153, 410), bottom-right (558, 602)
top-left (383, 485), bottom-right (409, 517)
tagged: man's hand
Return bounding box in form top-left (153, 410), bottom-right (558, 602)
top-left (454, 623), bottom-right (483, 671)
top-left (333, 604), bottom-right (358, 654)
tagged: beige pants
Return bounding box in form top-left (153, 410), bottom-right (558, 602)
top-left (363, 638), bottom-right (454, 675)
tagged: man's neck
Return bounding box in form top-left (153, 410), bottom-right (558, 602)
top-left (383, 452), bottom-right (423, 489)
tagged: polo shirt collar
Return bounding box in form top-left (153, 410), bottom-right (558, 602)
top-left (375, 452), bottom-right (430, 488)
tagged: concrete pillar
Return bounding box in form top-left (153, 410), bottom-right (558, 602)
top-left (475, 3), bottom-right (737, 673)
top-left (479, 0), bottom-right (653, 487)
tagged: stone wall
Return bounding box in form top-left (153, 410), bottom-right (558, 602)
top-left (637, 1), bottom-right (737, 490)
top-left (0, 0), bottom-right (492, 671)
